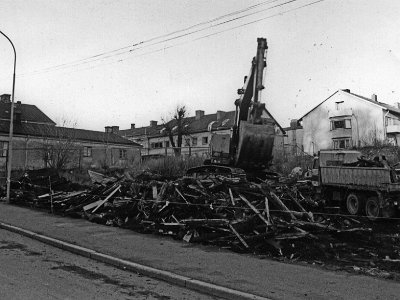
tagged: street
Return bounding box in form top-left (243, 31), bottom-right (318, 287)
top-left (0, 229), bottom-right (218, 300)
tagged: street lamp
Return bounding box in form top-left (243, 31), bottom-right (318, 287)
top-left (0, 30), bottom-right (16, 203)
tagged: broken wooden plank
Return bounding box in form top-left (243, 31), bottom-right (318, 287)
top-left (92, 184), bottom-right (121, 213)
top-left (265, 196), bottom-right (271, 224)
top-left (156, 182), bottom-right (168, 201)
top-left (228, 188), bottom-right (235, 206)
top-left (175, 187), bottom-right (189, 203)
top-left (229, 224), bottom-right (249, 248)
top-left (269, 191), bottom-right (296, 221)
top-left (238, 194), bottom-right (271, 226)
top-left (83, 199), bottom-right (103, 211)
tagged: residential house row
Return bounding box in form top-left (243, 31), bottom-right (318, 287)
top-left (284, 89), bottom-right (400, 154)
top-left (0, 94), bottom-right (141, 178)
top-left (118, 109), bottom-right (285, 159)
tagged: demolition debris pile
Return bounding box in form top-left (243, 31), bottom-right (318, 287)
top-left (7, 170), bottom-right (400, 278)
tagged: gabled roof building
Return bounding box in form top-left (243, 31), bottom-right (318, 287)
top-left (298, 89), bottom-right (400, 154)
top-left (0, 94), bottom-right (141, 174)
top-left (119, 110), bottom-right (236, 158)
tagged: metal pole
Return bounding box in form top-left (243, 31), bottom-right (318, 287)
top-left (0, 31), bottom-right (16, 203)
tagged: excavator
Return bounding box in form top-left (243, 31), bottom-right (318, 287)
top-left (187, 38), bottom-right (279, 180)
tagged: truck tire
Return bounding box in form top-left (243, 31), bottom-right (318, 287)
top-left (346, 193), bottom-right (362, 215)
top-left (365, 197), bottom-right (380, 220)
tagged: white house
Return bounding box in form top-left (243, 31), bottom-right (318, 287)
top-left (299, 89), bottom-right (400, 154)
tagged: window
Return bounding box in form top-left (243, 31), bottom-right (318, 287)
top-left (119, 149), bottom-right (127, 159)
top-left (83, 146), bottom-right (92, 157)
top-left (192, 137), bottom-right (198, 146)
top-left (202, 137), bottom-right (208, 145)
top-left (332, 138), bottom-right (352, 149)
top-left (165, 141), bottom-right (170, 148)
top-left (151, 142), bottom-right (163, 149)
top-left (185, 138), bottom-right (190, 146)
top-left (335, 101), bottom-right (344, 110)
top-left (0, 141), bottom-right (8, 157)
top-left (330, 119), bottom-right (351, 130)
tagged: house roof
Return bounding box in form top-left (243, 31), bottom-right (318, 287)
top-left (0, 102), bottom-right (55, 125)
top-left (120, 111), bottom-right (237, 139)
top-left (0, 121), bottom-right (140, 146)
top-left (120, 109), bottom-right (285, 139)
top-left (299, 89), bottom-right (400, 121)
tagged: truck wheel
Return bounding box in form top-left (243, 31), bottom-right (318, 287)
top-left (346, 193), bottom-right (362, 215)
top-left (365, 197), bottom-right (380, 220)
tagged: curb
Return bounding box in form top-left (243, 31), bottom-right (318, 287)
top-left (0, 221), bottom-right (270, 300)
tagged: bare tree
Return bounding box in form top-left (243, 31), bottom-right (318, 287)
top-left (39, 120), bottom-right (79, 170)
top-left (161, 105), bottom-right (190, 157)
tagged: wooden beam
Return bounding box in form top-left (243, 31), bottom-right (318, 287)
top-left (229, 224), bottom-right (249, 248)
top-left (238, 194), bottom-right (271, 226)
top-left (92, 184), bottom-right (121, 213)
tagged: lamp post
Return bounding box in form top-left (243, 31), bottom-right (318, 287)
top-left (0, 30), bottom-right (16, 203)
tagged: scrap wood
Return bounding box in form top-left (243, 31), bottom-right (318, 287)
top-left (268, 191), bottom-right (297, 221)
top-left (229, 223), bottom-right (249, 248)
top-left (175, 187), bottom-right (188, 203)
top-left (238, 194), bottom-right (271, 226)
top-left (156, 182), bottom-right (168, 201)
top-left (180, 219), bottom-right (230, 227)
top-left (83, 199), bottom-right (103, 211)
top-left (92, 184), bottom-right (121, 213)
top-left (264, 196), bottom-right (271, 224)
top-left (228, 188), bottom-right (236, 206)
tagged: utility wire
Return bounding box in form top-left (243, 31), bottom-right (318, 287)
top-left (18, 0), bottom-right (322, 78)
top-left (22, 0), bottom-right (282, 74)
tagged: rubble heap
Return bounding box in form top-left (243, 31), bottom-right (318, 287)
top-left (7, 171), bottom-right (400, 279)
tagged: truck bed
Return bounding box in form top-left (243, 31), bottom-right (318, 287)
top-left (320, 166), bottom-right (400, 192)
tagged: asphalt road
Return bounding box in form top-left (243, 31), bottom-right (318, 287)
top-left (0, 229), bottom-right (219, 300)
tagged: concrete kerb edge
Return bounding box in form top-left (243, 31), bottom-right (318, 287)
top-left (0, 221), bottom-right (270, 300)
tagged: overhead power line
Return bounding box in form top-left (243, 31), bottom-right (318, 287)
top-left (17, 0), bottom-right (325, 78)
top-left (21, 0), bottom-right (283, 74)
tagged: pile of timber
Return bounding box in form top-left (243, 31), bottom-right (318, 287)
top-left (9, 173), bottom-right (368, 252)
top-left (7, 171), bottom-right (400, 278)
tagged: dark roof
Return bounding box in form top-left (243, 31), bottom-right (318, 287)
top-left (0, 102), bottom-right (55, 125)
top-left (120, 111), bottom-right (236, 138)
top-left (299, 89), bottom-right (400, 121)
top-left (348, 92), bottom-right (400, 116)
top-left (0, 121), bottom-right (140, 146)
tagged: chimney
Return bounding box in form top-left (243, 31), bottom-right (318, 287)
top-left (371, 94), bottom-right (378, 102)
top-left (111, 126), bottom-right (119, 134)
top-left (0, 94), bottom-right (11, 103)
top-left (195, 110), bottom-right (205, 120)
top-left (131, 123), bottom-right (136, 129)
top-left (14, 111), bottom-right (22, 124)
top-left (290, 119), bottom-right (299, 129)
top-left (105, 126), bottom-right (112, 133)
top-left (150, 120), bottom-right (157, 127)
top-left (395, 102), bottom-right (400, 109)
top-left (216, 110), bottom-right (225, 120)
top-left (342, 89), bottom-right (350, 93)
top-left (14, 101), bottom-right (22, 124)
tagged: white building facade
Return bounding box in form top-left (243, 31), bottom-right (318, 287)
top-left (300, 89), bottom-right (400, 154)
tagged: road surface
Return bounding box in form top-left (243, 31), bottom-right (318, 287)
top-left (0, 229), bottom-right (219, 300)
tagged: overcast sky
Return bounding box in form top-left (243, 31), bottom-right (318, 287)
top-left (1, 0), bottom-right (400, 131)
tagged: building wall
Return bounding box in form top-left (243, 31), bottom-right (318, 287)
top-left (142, 129), bottom-right (231, 158)
top-left (0, 135), bottom-right (141, 172)
top-left (283, 127), bottom-right (304, 155)
top-left (302, 91), bottom-right (387, 154)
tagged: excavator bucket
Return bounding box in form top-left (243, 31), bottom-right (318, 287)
top-left (235, 120), bottom-right (275, 170)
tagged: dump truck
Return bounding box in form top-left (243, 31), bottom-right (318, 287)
top-left (187, 38), bottom-right (278, 179)
top-left (310, 150), bottom-right (400, 218)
